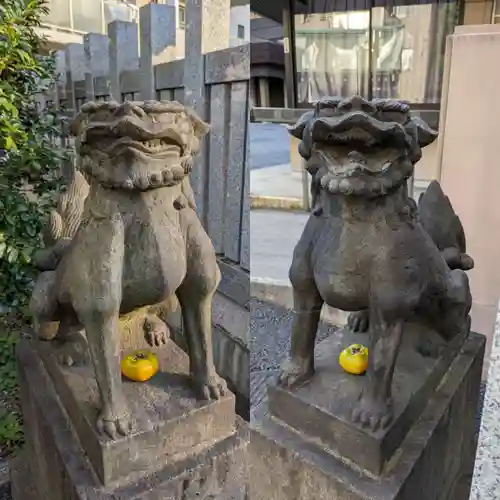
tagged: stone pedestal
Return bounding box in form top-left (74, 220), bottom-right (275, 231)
top-left (250, 325), bottom-right (485, 500)
top-left (11, 331), bottom-right (248, 499)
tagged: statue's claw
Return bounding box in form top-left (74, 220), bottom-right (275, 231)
top-left (144, 315), bottom-right (169, 347)
top-left (347, 310), bottom-right (369, 333)
top-left (278, 358), bottom-right (314, 389)
top-left (193, 372), bottom-right (228, 400)
top-left (351, 393), bottom-right (393, 432)
top-left (96, 408), bottom-right (132, 440)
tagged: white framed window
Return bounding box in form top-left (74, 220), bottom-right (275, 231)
top-left (493, 0), bottom-right (500, 23)
top-left (179, 1), bottom-right (185, 28)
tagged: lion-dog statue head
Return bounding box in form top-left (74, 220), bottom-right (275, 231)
top-left (70, 100), bottom-right (209, 191)
top-left (289, 95), bottom-right (438, 199)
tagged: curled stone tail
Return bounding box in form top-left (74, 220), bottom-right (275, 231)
top-left (36, 161), bottom-right (90, 271)
top-left (418, 180), bottom-right (474, 271)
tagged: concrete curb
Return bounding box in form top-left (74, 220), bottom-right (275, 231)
top-left (250, 195), bottom-right (305, 211)
top-left (250, 277), bottom-right (348, 326)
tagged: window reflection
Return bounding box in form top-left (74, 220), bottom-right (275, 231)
top-left (41, 0), bottom-right (139, 34)
top-left (294, 3), bottom-right (457, 105)
top-left (104, 0), bottom-right (139, 29)
top-left (72, 0), bottom-right (103, 33)
top-left (42, 0), bottom-right (72, 29)
top-left (295, 11), bottom-right (371, 103)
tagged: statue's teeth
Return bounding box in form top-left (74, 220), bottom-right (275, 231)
top-left (338, 179), bottom-right (352, 194)
top-left (328, 178), bottom-right (339, 192)
top-left (320, 175), bottom-right (332, 188)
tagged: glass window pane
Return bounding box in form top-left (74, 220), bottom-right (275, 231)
top-left (72, 0), bottom-right (104, 33)
top-left (43, 0), bottom-right (72, 29)
top-left (371, 5), bottom-right (456, 103)
top-left (104, 0), bottom-right (138, 29)
top-left (295, 12), bottom-right (371, 104)
top-left (293, 2), bottom-right (458, 105)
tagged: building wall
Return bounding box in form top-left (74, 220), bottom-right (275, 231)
top-left (230, 4), bottom-right (250, 46)
top-left (464, 0), bottom-right (494, 24)
top-left (436, 24), bottom-right (500, 374)
top-left (413, 0), bottom-right (495, 188)
top-left (250, 12), bottom-right (284, 42)
top-left (40, 0), bottom-right (246, 56)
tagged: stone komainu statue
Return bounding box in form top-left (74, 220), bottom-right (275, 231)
top-left (279, 96), bottom-right (473, 431)
top-left (30, 100), bottom-right (226, 440)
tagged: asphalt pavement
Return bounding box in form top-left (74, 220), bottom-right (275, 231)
top-left (250, 209), bottom-right (309, 282)
top-left (249, 122), bottom-right (290, 170)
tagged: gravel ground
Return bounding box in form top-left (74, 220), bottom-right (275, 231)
top-left (250, 298), bottom-right (337, 374)
top-left (0, 483), bottom-right (10, 500)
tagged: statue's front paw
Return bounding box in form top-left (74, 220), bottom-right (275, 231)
top-left (97, 404), bottom-right (132, 440)
top-left (347, 311), bottom-right (369, 333)
top-left (192, 372), bottom-right (228, 400)
top-left (278, 358), bottom-right (314, 389)
top-left (351, 392), bottom-right (393, 431)
top-left (144, 315), bottom-right (170, 347)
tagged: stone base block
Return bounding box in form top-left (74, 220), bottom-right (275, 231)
top-left (34, 336), bottom-right (236, 485)
top-left (12, 338), bottom-right (248, 499)
top-left (250, 331), bottom-right (485, 500)
top-left (269, 323), bottom-right (467, 475)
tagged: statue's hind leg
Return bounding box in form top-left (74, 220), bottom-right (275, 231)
top-left (176, 218), bottom-right (227, 400)
top-left (31, 271), bottom-right (60, 340)
top-left (436, 269), bottom-right (472, 345)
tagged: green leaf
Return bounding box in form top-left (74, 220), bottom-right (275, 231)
top-left (3, 136), bottom-right (15, 150)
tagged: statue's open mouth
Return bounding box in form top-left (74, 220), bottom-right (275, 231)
top-left (83, 115), bottom-right (186, 159)
top-left (306, 112), bottom-right (412, 186)
top-left (103, 137), bottom-right (181, 158)
top-left (305, 112), bottom-right (414, 196)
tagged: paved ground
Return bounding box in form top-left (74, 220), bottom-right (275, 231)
top-left (249, 123), bottom-right (290, 170)
top-left (249, 122), bottom-right (306, 201)
top-left (250, 163), bottom-right (305, 200)
top-left (250, 209), bottom-right (308, 282)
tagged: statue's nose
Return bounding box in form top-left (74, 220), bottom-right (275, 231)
top-left (337, 95), bottom-right (376, 114)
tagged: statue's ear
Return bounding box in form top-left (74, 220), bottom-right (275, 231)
top-left (186, 108), bottom-right (210, 140)
top-left (288, 110), bottom-right (315, 139)
top-left (69, 111), bottom-right (89, 137)
top-left (69, 101), bottom-right (119, 137)
top-left (413, 116), bottom-right (438, 148)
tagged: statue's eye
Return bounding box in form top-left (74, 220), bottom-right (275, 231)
top-left (318, 107), bottom-right (336, 118)
top-left (377, 111), bottom-right (407, 124)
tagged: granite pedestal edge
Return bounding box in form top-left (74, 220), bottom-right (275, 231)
top-left (249, 332), bottom-right (485, 500)
top-left (11, 338), bottom-right (249, 500)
